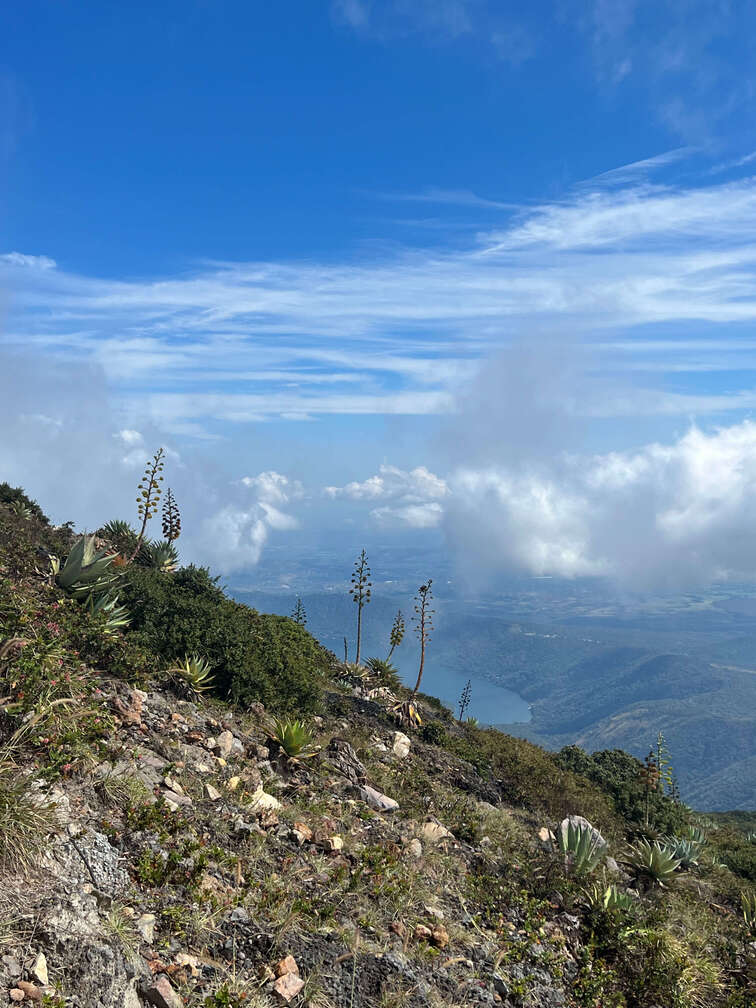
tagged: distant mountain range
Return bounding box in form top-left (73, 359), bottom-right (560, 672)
top-left (234, 566), bottom-right (756, 810)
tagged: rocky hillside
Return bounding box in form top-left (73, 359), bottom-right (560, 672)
top-left (0, 486), bottom-right (754, 1008)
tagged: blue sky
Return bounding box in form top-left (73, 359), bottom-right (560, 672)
top-left (5, 1), bottom-right (756, 586)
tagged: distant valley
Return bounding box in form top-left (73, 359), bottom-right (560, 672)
top-left (233, 548), bottom-right (756, 810)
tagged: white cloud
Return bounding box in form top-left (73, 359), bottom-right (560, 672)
top-left (446, 421), bottom-right (756, 587)
top-left (195, 472), bottom-right (302, 573)
top-left (9, 170), bottom-right (756, 431)
top-left (325, 464), bottom-right (448, 527)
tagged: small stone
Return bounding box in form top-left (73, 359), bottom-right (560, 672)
top-left (163, 776), bottom-right (184, 795)
top-left (174, 952), bottom-right (200, 978)
top-left (32, 952), bottom-right (48, 986)
top-left (216, 757), bottom-right (228, 768)
top-left (227, 776), bottom-right (242, 791)
top-left (249, 786), bottom-right (282, 812)
top-left (421, 821), bottom-right (453, 844)
top-left (17, 981), bottom-right (42, 1002)
top-left (9, 991), bottom-right (24, 1003)
top-left (392, 732), bottom-right (411, 759)
top-left (256, 745), bottom-right (270, 760)
top-left (358, 785), bottom-right (399, 813)
top-left (537, 827), bottom-right (554, 844)
top-left (292, 822), bottom-right (313, 844)
top-left (204, 783), bottom-right (222, 801)
top-left (275, 955), bottom-right (299, 977)
top-left (424, 905), bottom-right (444, 920)
top-left (432, 926), bottom-right (450, 948)
top-left (143, 975), bottom-right (184, 1008)
top-left (162, 790), bottom-right (192, 809)
top-left (216, 730), bottom-right (235, 758)
top-left (273, 973), bottom-right (305, 1003)
top-left (137, 913), bottom-right (156, 943)
top-left (2, 955), bottom-right (21, 977)
top-left (205, 737), bottom-right (217, 750)
top-left (326, 835), bottom-right (344, 851)
top-left (406, 838), bottom-right (423, 858)
top-left (193, 762), bottom-right (213, 773)
top-left (414, 924), bottom-right (433, 940)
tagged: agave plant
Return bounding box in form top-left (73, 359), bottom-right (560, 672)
top-left (53, 535), bottom-right (119, 600)
top-left (140, 539), bottom-right (179, 573)
top-left (269, 717), bottom-right (318, 759)
top-left (682, 825), bottom-right (707, 846)
top-left (83, 590), bottom-right (131, 634)
top-left (584, 883), bottom-right (636, 914)
top-left (629, 838), bottom-right (681, 886)
top-left (364, 656), bottom-right (401, 691)
top-left (167, 655), bottom-right (215, 695)
top-left (99, 519), bottom-right (138, 554)
top-left (742, 889), bottom-right (756, 932)
top-left (660, 834), bottom-right (704, 869)
top-left (558, 820), bottom-right (607, 875)
top-left (6, 499), bottom-right (32, 520)
top-left (746, 832), bottom-right (756, 844)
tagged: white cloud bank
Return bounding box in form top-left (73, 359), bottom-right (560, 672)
top-left (325, 464), bottom-right (448, 527)
top-left (333, 422), bottom-right (756, 587)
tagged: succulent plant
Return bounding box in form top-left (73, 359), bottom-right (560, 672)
top-left (269, 717), bottom-right (318, 759)
top-left (558, 819), bottom-right (607, 875)
top-left (140, 539), bottom-right (179, 573)
top-left (6, 499), bottom-right (32, 520)
top-left (585, 883), bottom-right (636, 913)
top-left (83, 590), bottom-right (131, 634)
top-left (660, 834), bottom-right (704, 869)
top-left (167, 655), bottom-right (215, 695)
top-left (391, 698), bottom-right (423, 728)
top-left (52, 535), bottom-right (119, 600)
top-left (364, 656), bottom-right (401, 691)
top-left (742, 889), bottom-right (756, 932)
top-left (629, 838), bottom-right (681, 886)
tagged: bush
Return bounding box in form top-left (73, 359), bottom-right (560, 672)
top-left (556, 746), bottom-right (690, 835)
top-left (120, 566), bottom-right (334, 713)
top-left (0, 506), bottom-right (72, 578)
top-left (0, 483), bottom-right (50, 524)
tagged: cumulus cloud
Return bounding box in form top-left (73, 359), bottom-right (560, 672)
top-left (325, 464), bottom-right (448, 527)
top-left (194, 472), bottom-right (302, 573)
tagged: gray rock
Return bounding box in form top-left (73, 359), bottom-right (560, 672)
top-left (358, 785), bottom-right (399, 813)
top-left (143, 975), bottom-right (184, 1008)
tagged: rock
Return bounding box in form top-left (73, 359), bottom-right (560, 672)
top-left (204, 783), bottom-right (222, 801)
top-left (405, 838), bottom-right (423, 858)
top-left (216, 730), bottom-right (235, 758)
top-left (174, 953), bottom-right (201, 978)
top-left (227, 907), bottom-right (250, 925)
top-left (137, 913), bottom-right (156, 943)
top-left (163, 776), bottom-right (184, 794)
top-left (273, 973), bottom-right (305, 1002)
top-left (31, 952), bottom-right (48, 986)
top-left (292, 822), bottom-right (313, 844)
top-left (227, 776), bottom-right (241, 791)
top-left (256, 745), bottom-right (270, 760)
top-left (9, 991), bottom-right (25, 1003)
top-left (162, 789), bottom-right (192, 808)
top-left (193, 762), bottom-right (213, 773)
top-left (17, 982), bottom-right (42, 1001)
top-left (415, 924), bottom-right (433, 940)
top-left (358, 785), bottom-right (399, 813)
top-left (205, 737), bottom-right (217, 750)
top-left (326, 835), bottom-right (344, 851)
top-left (538, 827), bottom-right (555, 845)
top-left (275, 955), bottom-right (299, 977)
top-left (198, 873), bottom-right (232, 900)
top-left (421, 820), bottom-right (453, 844)
top-left (432, 926), bottom-right (450, 948)
top-left (248, 786), bottom-right (282, 812)
top-left (143, 975), bottom-right (184, 1008)
top-left (424, 905), bottom-right (444, 920)
top-left (392, 731), bottom-right (411, 759)
top-left (605, 856), bottom-right (621, 875)
top-left (2, 954), bottom-right (21, 977)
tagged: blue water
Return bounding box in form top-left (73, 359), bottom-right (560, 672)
top-left (408, 663), bottom-right (532, 727)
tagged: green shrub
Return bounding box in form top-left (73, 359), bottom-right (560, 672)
top-left (0, 483), bottom-right (49, 524)
top-left (556, 745), bottom-right (689, 834)
top-left (120, 565), bottom-right (334, 713)
top-left (0, 506), bottom-right (72, 577)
